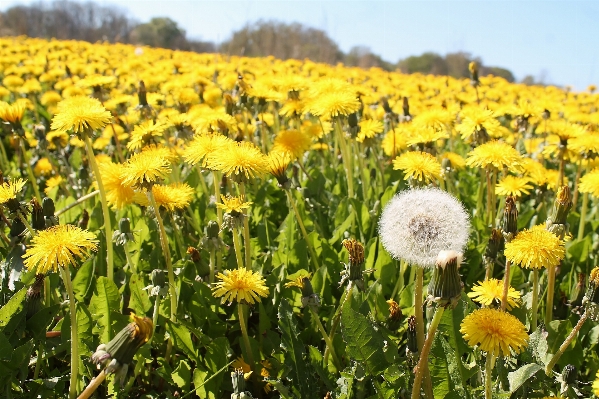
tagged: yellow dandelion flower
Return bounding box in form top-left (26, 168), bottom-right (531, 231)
top-left (0, 100), bottom-right (26, 123)
top-left (231, 356), bottom-right (251, 374)
top-left (0, 178), bottom-right (26, 205)
top-left (207, 141), bottom-right (269, 181)
top-left (306, 91), bottom-right (361, 119)
top-left (311, 143), bottom-right (329, 151)
top-left (183, 134), bottom-right (233, 168)
top-left (467, 279), bottom-right (521, 310)
top-left (76, 74), bottom-right (115, 89)
top-left (44, 175), bottom-right (63, 195)
top-left (51, 96), bottom-right (112, 134)
top-left (279, 99), bottom-right (304, 117)
top-left (504, 225), bottom-right (565, 269)
top-left (465, 141), bottom-right (523, 172)
top-left (456, 107), bottom-right (501, 141)
top-left (495, 176), bottom-right (533, 197)
top-left (593, 370), bottom-right (599, 397)
top-left (545, 169), bottom-right (566, 191)
top-left (22, 225), bottom-right (98, 274)
top-left (382, 126), bottom-right (409, 156)
top-left (412, 108), bottom-right (453, 131)
top-left (46, 130), bottom-right (69, 149)
top-left (34, 158), bottom-right (53, 176)
top-left (440, 152), bottom-right (466, 170)
top-left (3, 75), bottom-right (24, 90)
top-left (568, 132), bottom-right (599, 157)
top-left (136, 183), bottom-right (194, 211)
top-left (579, 168), bottom-right (599, 198)
top-left (121, 147), bottom-right (171, 190)
top-left (267, 151), bottom-right (291, 184)
top-left (40, 91), bottom-right (62, 107)
top-left (212, 268), bottom-right (269, 304)
top-left (392, 151), bottom-right (442, 184)
top-left (216, 195), bottom-right (252, 214)
top-left (98, 161), bottom-right (138, 209)
top-left (460, 308), bottom-right (528, 357)
top-left (271, 129), bottom-right (312, 160)
top-left (127, 120), bottom-right (172, 151)
top-left (356, 119), bottom-right (384, 143)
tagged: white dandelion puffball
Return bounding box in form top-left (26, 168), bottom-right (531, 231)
top-left (379, 188), bottom-right (470, 267)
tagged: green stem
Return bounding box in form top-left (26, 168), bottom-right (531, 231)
top-left (124, 242), bottom-right (135, 274)
top-left (33, 343), bottom-right (43, 379)
top-left (0, 138), bottom-right (9, 170)
top-left (484, 353), bottom-right (494, 399)
top-left (531, 269), bottom-right (539, 332)
top-left (501, 260), bottom-right (511, 311)
top-left (60, 266), bottom-right (79, 399)
top-left (335, 119), bottom-right (354, 198)
top-left (209, 248), bottom-right (216, 285)
top-left (414, 267), bottom-right (433, 399)
top-left (20, 138), bottom-right (42, 203)
top-left (196, 165), bottom-right (209, 197)
top-left (308, 306), bottom-right (342, 371)
top-left (150, 295), bottom-right (160, 345)
top-left (169, 212), bottom-right (186, 260)
top-left (578, 192), bottom-right (589, 241)
top-left (147, 191), bottom-right (177, 323)
top-left (476, 168), bottom-right (485, 218)
top-left (238, 182), bottom-right (252, 269)
top-left (391, 260), bottom-right (407, 300)
top-left (324, 281), bottom-right (353, 364)
top-left (545, 265), bottom-right (556, 325)
top-left (238, 303), bottom-right (256, 369)
top-left (82, 131), bottom-right (113, 281)
top-left (55, 190), bottom-right (100, 217)
top-left (545, 311), bottom-right (587, 376)
top-left (213, 171), bottom-right (223, 229)
top-left (285, 190), bottom-right (321, 272)
top-left (232, 226), bottom-right (245, 270)
top-left (412, 306), bottom-right (445, 399)
top-left (17, 210), bottom-right (36, 237)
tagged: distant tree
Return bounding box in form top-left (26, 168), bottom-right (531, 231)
top-left (344, 46), bottom-right (394, 70)
top-left (481, 66), bottom-right (515, 82)
top-left (129, 17), bottom-right (186, 49)
top-left (397, 52), bottom-right (448, 75)
top-left (220, 20), bottom-right (343, 64)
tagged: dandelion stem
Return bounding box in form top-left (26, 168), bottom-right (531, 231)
top-left (501, 260), bottom-right (511, 311)
top-left (82, 131), bottom-right (113, 281)
top-left (285, 189), bottom-right (320, 272)
top-left (238, 303), bottom-right (256, 370)
top-left (124, 241), bottom-right (135, 274)
top-left (55, 190), bottom-right (100, 217)
top-left (150, 294), bottom-right (161, 345)
top-left (545, 311), bottom-right (587, 376)
top-left (60, 266), bottom-right (79, 399)
top-left (308, 306), bottom-right (342, 371)
top-left (33, 343), bottom-right (43, 379)
top-left (545, 264), bottom-right (556, 325)
top-left (147, 191), bottom-right (177, 324)
top-left (577, 192), bottom-right (589, 241)
top-left (412, 305), bottom-right (445, 399)
top-left (239, 182), bottom-right (252, 269)
top-left (531, 269), bottom-right (539, 332)
top-left (324, 281), bottom-right (353, 365)
top-left (209, 247), bottom-right (216, 285)
top-left (77, 370), bottom-right (106, 399)
top-left (414, 267), bottom-right (434, 399)
top-left (17, 210), bottom-right (36, 237)
top-left (335, 119), bottom-right (354, 198)
top-left (232, 226), bottom-right (245, 269)
top-left (484, 353), bottom-right (494, 399)
top-left (213, 171), bottom-right (223, 228)
top-left (20, 138), bottom-right (42, 203)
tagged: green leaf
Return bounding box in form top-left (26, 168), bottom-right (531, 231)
top-left (508, 363), bottom-right (542, 393)
top-left (429, 335), bottom-right (452, 398)
top-left (340, 299), bottom-right (390, 375)
top-left (71, 258), bottom-right (94, 302)
top-left (329, 211), bottom-right (355, 245)
top-left (26, 304), bottom-right (60, 340)
top-left (0, 286), bottom-right (27, 329)
top-left (173, 359), bottom-right (191, 392)
top-left (166, 320), bottom-right (199, 363)
top-left (202, 336), bottom-right (230, 398)
top-left (128, 273), bottom-right (152, 315)
top-left (278, 298), bottom-right (312, 398)
top-left (308, 345), bottom-right (336, 391)
top-left (89, 276), bottom-right (120, 342)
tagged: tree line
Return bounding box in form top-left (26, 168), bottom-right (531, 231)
top-left (0, 0), bottom-right (515, 82)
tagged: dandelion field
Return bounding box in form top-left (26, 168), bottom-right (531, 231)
top-left (1, 36), bottom-right (599, 398)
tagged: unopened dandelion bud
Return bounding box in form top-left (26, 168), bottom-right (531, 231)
top-left (347, 112), bottom-right (360, 136)
top-left (112, 217), bottom-right (134, 246)
top-left (584, 267), bottom-right (599, 321)
top-left (386, 299), bottom-right (402, 331)
top-left (502, 196), bottom-right (518, 241)
top-left (484, 228), bottom-right (503, 260)
top-left (42, 197), bottom-right (55, 217)
top-left (10, 217), bottom-right (25, 239)
top-left (187, 246), bottom-right (201, 263)
top-left (340, 238), bottom-right (368, 289)
top-left (91, 314), bottom-right (153, 386)
top-left (427, 250), bottom-right (463, 308)
top-left (231, 369), bottom-right (254, 398)
top-left (403, 96), bottom-right (411, 118)
top-left (563, 364), bottom-right (577, 384)
top-left (137, 80), bottom-right (148, 107)
top-left (151, 269), bottom-right (166, 288)
top-left (300, 277), bottom-right (320, 308)
top-left (78, 209), bottom-right (89, 230)
top-left (206, 220), bottom-right (220, 238)
top-left (407, 315), bottom-right (418, 354)
top-left (31, 198), bottom-right (45, 230)
top-left (26, 274), bottom-right (45, 317)
top-left (546, 186), bottom-right (572, 239)
top-left (469, 61), bottom-right (479, 86)
top-left (381, 98), bottom-right (392, 114)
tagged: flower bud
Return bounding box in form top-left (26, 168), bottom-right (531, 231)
top-left (31, 198), bottom-right (45, 231)
top-left (584, 267), bottom-right (599, 321)
top-left (386, 300), bottom-right (402, 331)
top-left (546, 186), bottom-right (572, 240)
top-left (42, 197), bottom-right (55, 217)
top-left (570, 273), bottom-right (586, 308)
top-left (207, 220), bottom-right (220, 238)
top-left (187, 246), bottom-right (201, 263)
top-left (403, 97), bottom-right (411, 119)
top-left (407, 315), bottom-right (418, 354)
top-left (340, 238), bottom-right (367, 289)
top-left (502, 196), bottom-right (518, 241)
top-left (299, 277), bottom-right (320, 308)
top-left (231, 369), bottom-right (254, 398)
top-left (112, 217), bottom-right (135, 246)
top-left (151, 269), bottom-right (166, 288)
top-left (427, 250), bottom-right (463, 308)
top-left (562, 364), bottom-right (577, 384)
top-left (78, 209), bottom-right (89, 230)
top-left (26, 274), bottom-right (44, 317)
top-left (10, 217), bottom-right (25, 240)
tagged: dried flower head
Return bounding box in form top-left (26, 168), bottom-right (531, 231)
top-left (379, 188), bottom-right (470, 267)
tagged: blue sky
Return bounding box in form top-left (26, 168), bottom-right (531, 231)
top-left (2, 0), bottom-right (598, 90)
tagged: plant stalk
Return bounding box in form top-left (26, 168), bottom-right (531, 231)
top-left (60, 266), bottom-right (79, 399)
top-left (77, 370), bottom-right (106, 399)
top-left (531, 269), bottom-right (539, 332)
top-left (415, 267), bottom-right (433, 399)
top-left (238, 182), bottom-right (252, 269)
top-left (577, 192), bottom-right (589, 241)
top-left (308, 306), bottom-right (342, 371)
top-left (484, 353), bottom-right (494, 399)
top-left (545, 311), bottom-right (587, 376)
top-left (545, 265), bottom-right (556, 325)
top-left (232, 226), bottom-right (245, 269)
top-left (412, 306), bottom-right (445, 399)
top-left (285, 189), bottom-right (320, 271)
top-left (501, 260), bottom-right (511, 311)
top-left (238, 303), bottom-right (256, 370)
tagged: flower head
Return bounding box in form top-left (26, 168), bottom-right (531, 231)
top-left (217, 195), bottom-right (252, 215)
top-left (121, 146), bottom-right (172, 190)
top-left (0, 100), bottom-right (26, 124)
top-left (271, 129), bottom-right (312, 160)
top-left (504, 225), bottom-right (565, 269)
top-left (212, 268), bottom-right (269, 304)
top-left (495, 176), bottom-right (533, 197)
top-left (579, 168), bottom-right (599, 198)
top-left (357, 119), bottom-right (384, 143)
top-left (379, 188), bottom-right (470, 267)
top-left (207, 141), bottom-right (269, 182)
top-left (466, 141), bottom-right (523, 172)
top-left (127, 119), bottom-right (172, 151)
top-left (305, 90), bottom-right (361, 119)
top-left (99, 161), bottom-right (140, 209)
top-left (393, 151), bottom-right (442, 185)
top-left (467, 279), bottom-right (521, 310)
top-left (22, 224), bottom-right (98, 274)
top-left (136, 183), bottom-right (194, 211)
top-left (460, 307), bottom-right (528, 357)
top-left (50, 96), bottom-right (112, 134)
top-left (0, 178), bottom-right (27, 205)
top-left (183, 134), bottom-right (233, 168)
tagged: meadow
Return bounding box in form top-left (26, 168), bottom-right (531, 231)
top-left (1, 36), bottom-right (599, 399)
